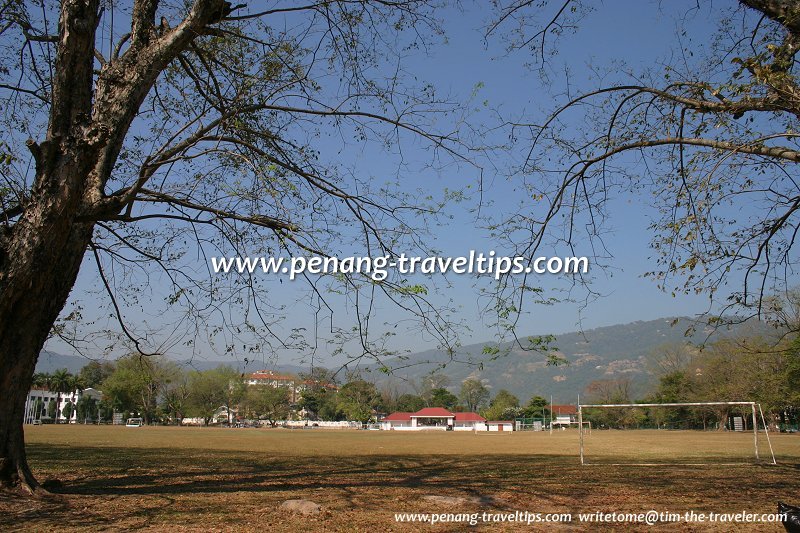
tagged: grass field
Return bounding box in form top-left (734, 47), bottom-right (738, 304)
top-left (1, 426), bottom-right (799, 531)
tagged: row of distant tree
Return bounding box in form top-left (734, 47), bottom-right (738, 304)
top-left (69, 357), bottom-right (294, 426)
top-left (376, 375), bottom-right (553, 421)
top-left (36, 357), bottom-right (560, 426)
top-left (48, 326), bottom-right (800, 429)
top-left (300, 372), bottom-right (554, 423)
top-left (580, 332), bottom-right (800, 430)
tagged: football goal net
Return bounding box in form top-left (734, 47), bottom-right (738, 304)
top-left (578, 401), bottom-right (776, 465)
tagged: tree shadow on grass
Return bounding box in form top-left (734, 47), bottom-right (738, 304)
top-left (2, 443), bottom-right (798, 529)
top-left (23, 443), bottom-right (800, 498)
top-left (26, 444), bottom-right (561, 497)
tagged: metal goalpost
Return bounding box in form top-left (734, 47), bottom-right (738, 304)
top-left (577, 401), bottom-right (777, 466)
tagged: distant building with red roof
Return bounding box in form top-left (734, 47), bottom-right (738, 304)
top-left (245, 370), bottom-right (302, 402)
top-left (382, 412), bottom-right (413, 422)
top-left (551, 405), bottom-right (577, 415)
top-left (245, 369), bottom-right (338, 404)
top-left (380, 407), bottom-right (511, 432)
top-left (454, 412), bottom-right (485, 422)
top-left (412, 407), bottom-right (454, 418)
top-left (551, 405), bottom-right (579, 426)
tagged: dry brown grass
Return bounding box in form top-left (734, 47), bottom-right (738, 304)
top-left (1, 426), bottom-right (798, 531)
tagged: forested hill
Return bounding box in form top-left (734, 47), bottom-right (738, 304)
top-left (369, 317), bottom-right (779, 403)
top-left (38, 317), bottom-right (777, 404)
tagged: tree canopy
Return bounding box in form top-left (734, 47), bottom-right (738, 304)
top-left (459, 378), bottom-right (489, 412)
top-left (185, 366), bottom-right (242, 425)
top-left (489, 0), bottom-right (800, 327)
top-left (101, 354), bottom-right (180, 423)
top-left (5, 0), bottom-right (800, 496)
top-left (337, 379), bottom-right (380, 423)
top-left (0, 0), bottom-right (481, 492)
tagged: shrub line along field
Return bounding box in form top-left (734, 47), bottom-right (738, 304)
top-left (1, 426), bottom-right (799, 531)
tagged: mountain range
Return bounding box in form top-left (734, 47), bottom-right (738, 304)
top-left (365, 317), bottom-right (779, 403)
top-left (37, 316), bottom-right (777, 403)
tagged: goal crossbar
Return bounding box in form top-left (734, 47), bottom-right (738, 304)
top-left (581, 401), bottom-right (758, 408)
top-left (577, 401), bottom-right (777, 466)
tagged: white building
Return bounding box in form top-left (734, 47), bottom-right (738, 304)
top-left (485, 421), bottom-right (515, 432)
top-left (245, 370), bottom-right (305, 403)
top-left (181, 405), bottom-right (234, 426)
top-left (380, 407), bottom-right (513, 432)
top-left (551, 405), bottom-right (579, 427)
top-left (23, 387), bottom-right (103, 424)
top-left (245, 369), bottom-right (338, 405)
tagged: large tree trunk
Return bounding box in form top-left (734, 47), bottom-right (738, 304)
top-left (0, 0), bottom-right (101, 492)
top-left (0, 209), bottom-right (95, 492)
top-left (0, 0), bottom-right (228, 494)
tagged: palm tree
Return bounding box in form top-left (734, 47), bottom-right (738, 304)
top-left (31, 372), bottom-right (49, 389)
top-left (48, 369), bottom-right (73, 424)
top-left (71, 375), bottom-right (86, 394)
top-left (28, 372), bottom-right (50, 422)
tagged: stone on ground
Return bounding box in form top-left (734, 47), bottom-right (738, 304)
top-left (280, 499), bottom-right (322, 515)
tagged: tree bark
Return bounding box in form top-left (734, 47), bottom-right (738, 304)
top-left (0, 0), bottom-right (228, 493)
top-left (0, 0), bottom-right (101, 492)
top-left (0, 213), bottom-right (95, 492)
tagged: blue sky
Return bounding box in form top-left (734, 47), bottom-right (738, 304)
top-left (47, 1), bottom-right (762, 368)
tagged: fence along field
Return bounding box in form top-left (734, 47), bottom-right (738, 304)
top-left (1, 425), bottom-right (798, 531)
